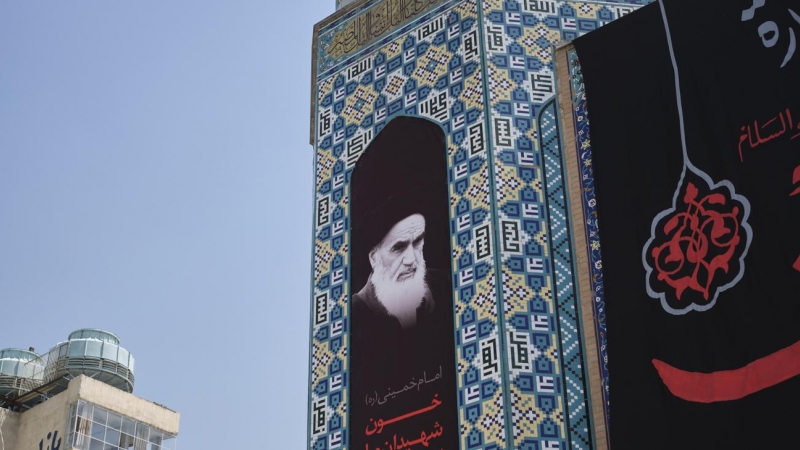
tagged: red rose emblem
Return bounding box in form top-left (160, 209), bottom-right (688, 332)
top-left (644, 169), bottom-right (751, 314)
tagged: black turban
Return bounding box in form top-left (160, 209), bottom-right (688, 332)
top-left (350, 116), bottom-right (448, 290)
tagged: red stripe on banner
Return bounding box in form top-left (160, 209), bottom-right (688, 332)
top-left (652, 339), bottom-right (800, 403)
top-left (792, 165), bottom-right (800, 196)
top-left (793, 254), bottom-right (800, 272)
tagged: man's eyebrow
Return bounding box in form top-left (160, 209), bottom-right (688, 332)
top-left (413, 232), bottom-right (426, 243)
top-left (390, 239), bottom-right (411, 249)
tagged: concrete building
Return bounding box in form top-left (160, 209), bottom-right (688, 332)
top-left (0, 330), bottom-right (179, 450)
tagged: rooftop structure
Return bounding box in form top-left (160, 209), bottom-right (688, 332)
top-left (44, 328), bottom-right (135, 393)
top-left (0, 348), bottom-right (43, 400)
top-left (0, 329), bottom-right (179, 449)
top-left (0, 329), bottom-right (135, 411)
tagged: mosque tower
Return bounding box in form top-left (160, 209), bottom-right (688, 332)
top-left (306, 1), bottom-right (650, 449)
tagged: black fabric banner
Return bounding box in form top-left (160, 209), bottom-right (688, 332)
top-left (575, 0), bottom-right (800, 447)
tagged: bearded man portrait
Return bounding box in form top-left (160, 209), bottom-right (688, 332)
top-left (347, 116), bottom-right (459, 450)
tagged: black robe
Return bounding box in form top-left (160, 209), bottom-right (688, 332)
top-left (348, 269), bottom-right (458, 450)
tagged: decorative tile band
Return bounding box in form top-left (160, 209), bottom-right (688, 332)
top-left (566, 47), bottom-right (610, 427)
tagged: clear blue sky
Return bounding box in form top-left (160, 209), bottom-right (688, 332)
top-left (0, 1), bottom-right (333, 447)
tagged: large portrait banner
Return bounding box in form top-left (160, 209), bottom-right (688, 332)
top-left (349, 117), bottom-right (459, 450)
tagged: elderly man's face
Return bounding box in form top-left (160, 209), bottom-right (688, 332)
top-left (370, 214), bottom-right (426, 282)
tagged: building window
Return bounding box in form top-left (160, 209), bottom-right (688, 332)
top-left (66, 400), bottom-right (177, 450)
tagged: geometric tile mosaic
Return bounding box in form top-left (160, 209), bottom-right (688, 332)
top-left (480, 1), bottom-right (648, 448)
top-left (311, 1), bottom-right (506, 448)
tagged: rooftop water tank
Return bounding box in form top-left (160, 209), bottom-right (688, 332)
top-left (43, 329), bottom-right (135, 393)
top-left (0, 349), bottom-right (43, 399)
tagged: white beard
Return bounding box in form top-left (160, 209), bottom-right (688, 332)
top-left (372, 260), bottom-right (428, 328)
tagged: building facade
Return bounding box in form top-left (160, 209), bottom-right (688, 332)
top-left (0, 330), bottom-right (179, 450)
top-left (0, 376), bottom-right (178, 450)
top-left (309, 0), bottom-right (800, 448)
top-left (307, 1), bottom-right (649, 449)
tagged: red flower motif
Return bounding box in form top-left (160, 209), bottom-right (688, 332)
top-left (645, 172), bottom-right (750, 313)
